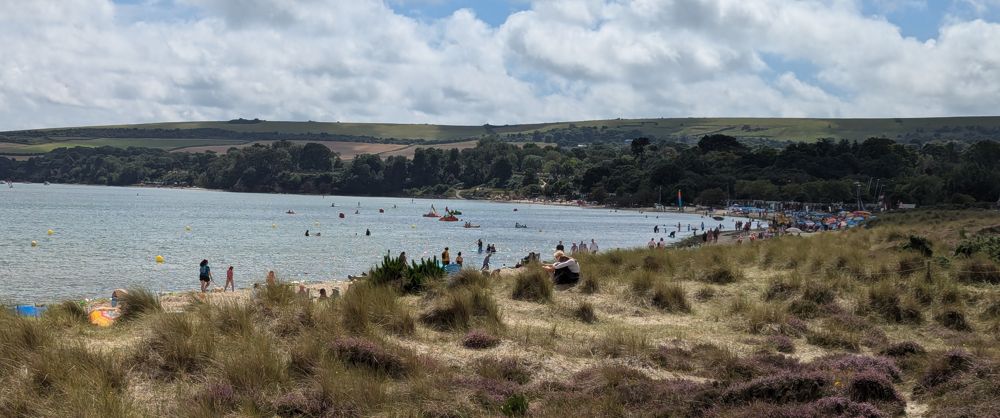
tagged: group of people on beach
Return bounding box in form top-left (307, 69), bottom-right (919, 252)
top-left (198, 260), bottom-right (235, 293)
top-left (556, 239), bottom-right (599, 255)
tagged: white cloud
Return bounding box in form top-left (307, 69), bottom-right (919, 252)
top-left (0, 0), bottom-right (999, 130)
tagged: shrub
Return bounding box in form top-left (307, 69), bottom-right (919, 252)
top-left (421, 287), bottom-right (501, 331)
top-left (575, 301), bottom-right (597, 323)
top-left (812, 354), bottom-right (902, 382)
top-left (215, 334), bottom-right (287, 395)
top-left (369, 255), bottom-right (446, 293)
top-left (257, 280), bottom-right (296, 307)
top-left (918, 349), bottom-right (973, 391)
top-left (767, 335), bottom-right (796, 353)
top-left (694, 287), bottom-right (715, 301)
top-left (341, 281), bottom-right (415, 336)
top-left (901, 235), bottom-right (934, 257)
top-left (954, 235), bottom-right (1000, 263)
top-left (580, 276), bottom-right (599, 294)
top-left (802, 283), bottom-right (836, 305)
top-left (138, 313), bottom-right (215, 377)
top-left (847, 371), bottom-right (904, 405)
top-left (880, 341), bottom-right (926, 357)
top-left (744, 303), bottom-right (788, 335)
top-left (118, 288), bottom-right (162, 321)
top-left (982, 298), bottom-right (1000, 320)
top-left (935, 309), bottom-right (973, 332)
top-left (629, 270), bottom-right (655, 294)
top-left (476, 357), bottom-right (533, 384)
top-left (867, 283), bottom-right (923, 324)
top-left (501, 393), bottom-right (529, 416)
top-left (721, 371), bottom-right (830, 404)
top-left (641, 255), bottom-right (663, 272)
top-left (593, 328), bottom-right (650, 358)
top-left (43, 300), bottom-right (88, 327)
top-left (764, 278), bottom-right (800, 301)
top-left (807, 329), bottom-right (860, 351)
top-left (809, 396), bottom-right (886, 418)
top-left (956, 258), bottom-right (1000, 284)
top-left (330, 337), bottom-right (411, 378)
top-left (702, 266), bottom-right (741, 284)
top-left (651, 283), bottom-right (691, 313)
top-left (463, 329), bottom-right (500, 349)
top-left (449, 269), bottom-right (489, 289)
top-left (788, 299), bottom-right (821, 319)
top-left (511, 268), bottom-right (553, 303)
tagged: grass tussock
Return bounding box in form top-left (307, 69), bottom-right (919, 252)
top-left (593, 328), bottom-right (651, 358)
top-left (651, 282), bottom-right (691, 313)
top-left (463, 329), bottom-right (501, 349)
top-left (340, 281), bottom-right (415, 336)
top-left (42, 300), bottom-right (88, 327)
top-left (421, 287), bottom-right (502, 332)
top-left (574, 300), bottom-right (597, 323)
top-left (135, 312), bottom-right (215, 378)
top-left (510, 267), bottom-right (553, 303)
top-left (118, 288), bottom-right (163, 321)
top-left (448, 268), bottom-right (490, 289)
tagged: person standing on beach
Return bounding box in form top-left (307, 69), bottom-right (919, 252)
top-left (590, 239), bottom-right (599, 253)
top-left (199, 260), bottom-right (212, 293)
top-left (224, 266), bottom-right (235, 292)
top-left (481, 251), bottom-right (492, 271)
top-left (477, 239), bottom-right (483, 253)
top-left (571, 242), bottom-right (578, 253)
top-left (456, 252), bottom-right (464, 266)
top-left (442, 247), bottom-right (451, 264)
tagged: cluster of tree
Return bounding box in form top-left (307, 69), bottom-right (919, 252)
top-left (2, 135), bottom-right (998, 207)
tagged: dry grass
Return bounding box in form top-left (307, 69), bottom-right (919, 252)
top-left (3, 210), bottom-right (999, 417)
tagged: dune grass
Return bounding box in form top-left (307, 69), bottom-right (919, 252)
top-left (2, 210), bottom-right (1000, 416)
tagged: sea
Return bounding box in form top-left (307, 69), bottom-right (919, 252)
top-left (0, 183), bottom-right (752, 303)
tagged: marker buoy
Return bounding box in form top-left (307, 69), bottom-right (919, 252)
top-left (155, 255), bottom-right (165, 263)
top-left (47, 229), bottom-right (54, 235)
top-left (411, 224), bottom-right (416, 229)
top-left (31, 241), bottom-right (37, 247)
top-left (272, 224), bottom-right (277, 228)
top-left (185, 226), bottom-right (191, 231)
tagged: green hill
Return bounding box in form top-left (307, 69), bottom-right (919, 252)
top-left (3, 116), bottom-right (1000, 155)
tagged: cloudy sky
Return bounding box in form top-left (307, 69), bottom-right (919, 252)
top-left (2, 0), bottom-right (1000, 130)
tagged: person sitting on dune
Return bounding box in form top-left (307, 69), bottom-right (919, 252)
top-left (543, 250), bottom-right (580, 285)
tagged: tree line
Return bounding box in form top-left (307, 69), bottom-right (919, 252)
top-left (1, 135), bottom-right (998, 207)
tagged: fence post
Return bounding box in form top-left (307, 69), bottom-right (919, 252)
top-left (925, 260), bottom-right (933, 283)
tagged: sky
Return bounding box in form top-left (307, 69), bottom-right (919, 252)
top-left (2, 0), bottom-right (1000, 130)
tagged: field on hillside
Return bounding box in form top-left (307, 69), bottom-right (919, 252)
top-left (4, 116), bottom-right (1000, 156)
top-left (3, 210), bottom-right (999, 416)
top-left (0, 138), bottom-right (246, 154)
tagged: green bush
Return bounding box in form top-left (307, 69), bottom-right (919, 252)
top-left (369, 255), bottom-right (446, 293)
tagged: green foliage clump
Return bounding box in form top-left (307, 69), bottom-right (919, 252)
top-left (369, 255), bottom-right (445, 294)
top-left (955, 235), bottom-right (1000, 263)
top-left (902, 235), bottom-right (934, 257)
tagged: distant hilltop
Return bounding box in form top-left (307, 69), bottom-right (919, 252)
top-left (2, 116), bottom-right (1000, 155)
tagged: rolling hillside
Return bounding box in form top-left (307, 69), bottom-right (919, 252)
top-left (2, 116), bottom-right (1000, 156)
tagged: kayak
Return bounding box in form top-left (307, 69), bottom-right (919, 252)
top-left (440, 215), bottom-right (460, 222)
top-left (464, 224), bottom-right (480, 228)
top-left (422, 212), bottom-right (440, 217)
top-left (712, 216), bottom-right (724, 221)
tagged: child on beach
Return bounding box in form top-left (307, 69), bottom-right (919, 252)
top-left (224, 266), bottom-right (235, 292)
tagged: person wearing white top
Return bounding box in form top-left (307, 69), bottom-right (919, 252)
top-left (543, 250), bottom-right (580, 284)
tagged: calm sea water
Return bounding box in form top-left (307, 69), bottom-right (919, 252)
top-left (0, 184), bottom-right (750, 303)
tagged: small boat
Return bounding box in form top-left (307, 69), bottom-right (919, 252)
top-left (514, 223), bottom-right (528, 229)
top-left (43, 181), bottom-right (50, 186)
top-left (712, 216), bottom-right (724, 221)
top-left (286, 210), bottom-right (296, 215)
top-left (439, 215), bottom-right (460, 222)
top-left (513, 208), bottom-right (518, 212)
top-left (423, 204), bottom-right (440, 218)
top-left (449, 210), bottom-right (462, 215)
top-left (463, 222), bottom-right (480, 228)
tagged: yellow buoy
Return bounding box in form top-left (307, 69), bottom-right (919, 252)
top-left (411, 224), bottom-right (416, 229)
top-left (47, 229), bottom-right (54, 236)
top-left (185, 226), bottom-right (191, 231)
top-left (315, 221), bottom-right (320, 226)
top-left (155, 255), bottom-right (165, 263)
top-left (31, 240), bottom-right (37, 247)
top-left (272, 224), bottom-right (277, 229)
